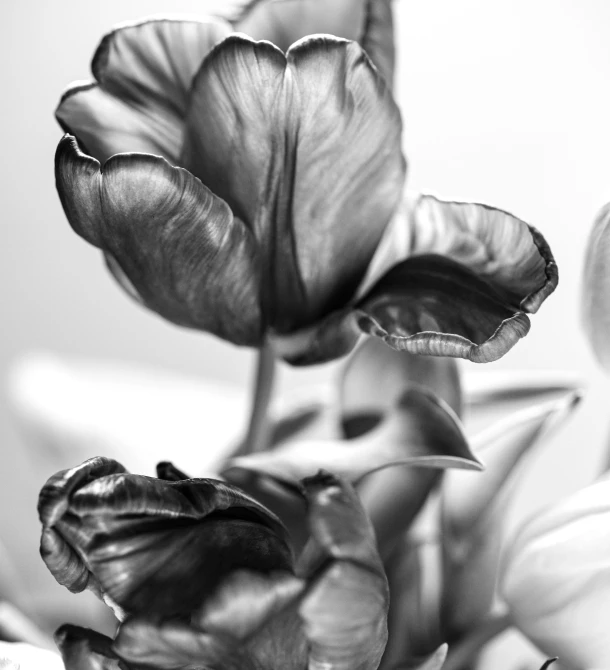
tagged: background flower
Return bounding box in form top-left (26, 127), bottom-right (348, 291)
top-left (500, 473), bottom-right (610, 669)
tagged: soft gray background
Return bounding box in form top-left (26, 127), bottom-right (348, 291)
top-left (1, 0), bottom-right (608, 647)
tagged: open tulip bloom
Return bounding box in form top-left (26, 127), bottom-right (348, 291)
top-left (55, 1), bottom-right (558, 366)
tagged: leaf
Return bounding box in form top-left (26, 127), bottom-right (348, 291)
top-left (224, 388), bottom-right (481, 487)
top-left (441, 390), bottom-right (583, 635)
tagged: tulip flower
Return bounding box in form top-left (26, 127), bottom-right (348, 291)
top-left (39, 458), bottom-right (391, 669)
top-left (55, 9), bottom-right (557, 365)
top-left (500, 473), bottom-right (610, 669)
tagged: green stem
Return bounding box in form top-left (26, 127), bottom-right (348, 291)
top-left (241, 342), bottom-right (277, 456)
top-left (442, 613), bottom-right (511, 670)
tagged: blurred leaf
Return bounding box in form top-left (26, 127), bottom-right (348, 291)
top-left (380, 536), bottom-right (443, 668)
top-left (582, 202), bottom-right (610, 373)
top-left (441, 390), bottom-right (583, 635)
top-left (225, 388), bottom-right (481, 487)
top-left (463, 370), bottom-right (582, 409)
top-left (393, 644), bottom-right (448, 670)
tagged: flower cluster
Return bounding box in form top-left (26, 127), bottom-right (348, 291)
top-left (4, 0), bottom-right (610, 669)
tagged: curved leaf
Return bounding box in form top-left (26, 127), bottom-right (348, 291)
top-left (224, 388), bottom-right (481, 486)
top-left (441, 390), bottom-right (583, 634)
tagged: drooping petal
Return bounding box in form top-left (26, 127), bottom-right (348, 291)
top-left (299, 472), bottom-right (389, 670)
top-left (441, 390), bottom-right (582, 635)
top-left (392, 644), bottom-right (449, 670)
top-left (582, 202), bottom-right (610, 373)
top-left (55, 625), bottom-right (124, 670)
top-left (224, 387), bottom-right (481, 486)
top-left (183, 35), bottom-right (405, 332)
top-left (56, 17), bottom-right (232, 163)
top-left (363, 193), bottom-right (558, 314)
top-left (39, 458), bottom-right (292, 618)
top-left (232, 0), bottom-right (395, 85)
top-left (55, 134), bottom-right (263, 345)
top-left (357, 254), bottom-right (532, 363)
top-left (500, 474), bottom-right (610, 668)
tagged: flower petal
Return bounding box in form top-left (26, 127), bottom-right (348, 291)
top-left (299, 472), bottom-right (388, 670)
top-left (364, 193), bottom-right (558, 314)
top-left (55, 625), bottom-right (123, 670)
top-left (441, 390), bottom-right (582, 635)
top-left (357, 254), bottom-right (532, 363)
top-left (232, 0), bottom-right (395, 84)
top-left (116, 572), bottom-right (308, 670)
top-left (56, 17), bottom-right (232, 163)
top-left (582, 202), bottom-right (610, 373)
top-left (39, 458), bottom-right (292, 617)
top-left (183, 35), bottom-right (405, 331)
top-left (500, 474), bottom-right (610, 668)
top-left (224, 387), bottom-right (481, 486)
top-left (55, 134), bottom-right (263, 345)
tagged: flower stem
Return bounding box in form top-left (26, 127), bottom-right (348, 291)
top-left (242, 342), bottom-right (277, 455)
top-left (442, 613), bottom-right (511, 670)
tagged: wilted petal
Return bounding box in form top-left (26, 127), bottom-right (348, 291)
top-left (55, 625), bottom-right (123, 670)
top-left (501, 474), bottom-right (610, 668)
top-left (55, 135), bottom-right (263, 345)
top-left (39, 457), bottom-right (292, 617)
top-left (232, 0), bottom-right (395, 84)
top-left (57, 17), bottom-right (232, 163)
top-left (225, 388), bottom-right (481, 486)
top-left (183, 35), bottom-right (405, 331)
top-left (299, 472), bottom-right (388, 670)
top-left (441, 390), bottom-right (583, 635)
top-left (0, 643), bottom-right (64, 670)
top-left (582, 202), bottom-right (610, 373)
